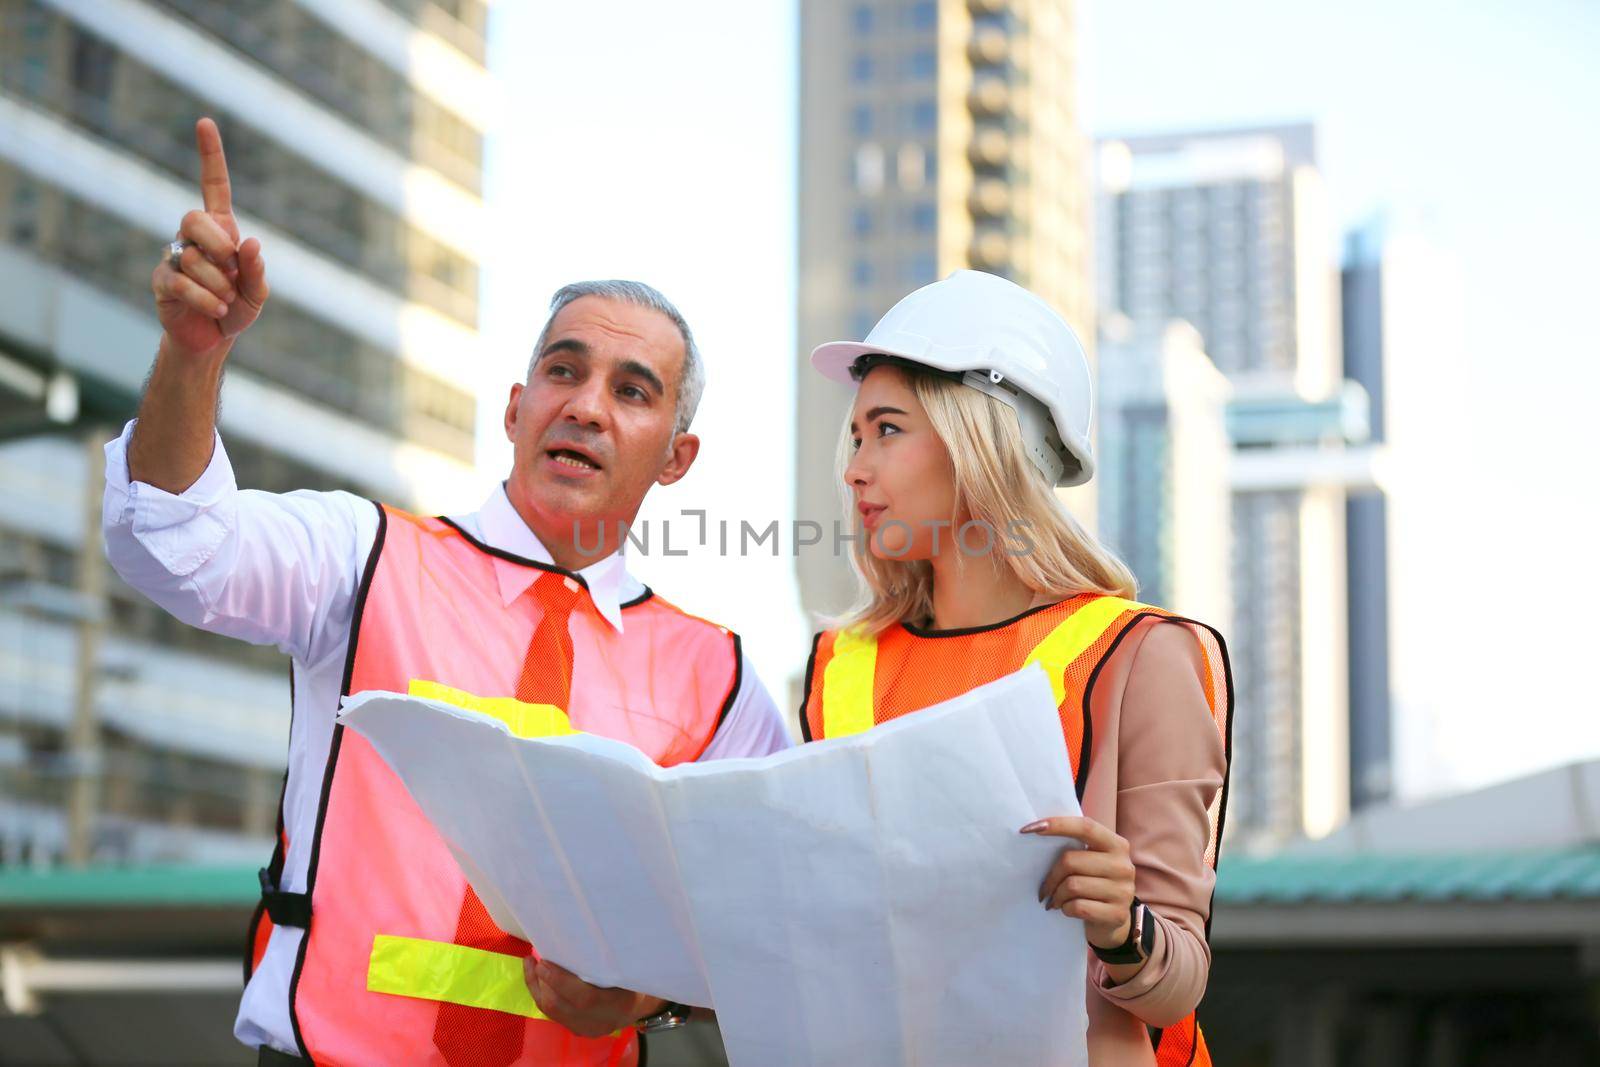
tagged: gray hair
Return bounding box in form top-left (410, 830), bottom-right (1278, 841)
top-left (529, 280), bottom-right (706, 434)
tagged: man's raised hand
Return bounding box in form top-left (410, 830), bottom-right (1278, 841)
top-left (151, 118), bottom-right (269, 360)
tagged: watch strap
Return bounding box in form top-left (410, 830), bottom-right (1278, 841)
top-left (1090, 897), bottom-right (1152, 965)
top-left (635, 1001), bottom-right (692, 1033)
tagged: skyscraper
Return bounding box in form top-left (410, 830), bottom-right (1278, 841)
top-left (796, 0), bottom-right (1094, 620)
top-left (1096, 124), bottom-right (1363, 848)
top-left (1096, 318), bottom-right (1232, 627)
top-left (1339, 219), bottom-right (1468, 806)
top-left (0, 0), bottom-right (486, 864)
top-left (1341, 223), bottom-right (1395, 813)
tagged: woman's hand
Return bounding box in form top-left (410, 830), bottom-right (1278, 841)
top-left (1021, 816), bottom-right (1137, 949)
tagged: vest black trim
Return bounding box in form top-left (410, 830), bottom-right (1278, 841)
top-left (437, 516), bottom-right (661, 616)
top-left (242, 898), bottom-right (267, 989)
top-left (1082, 611), bottom-right (1234, 1064)
top-left (287, 498), bottom-right (387, 1060)
top-left (245, 664), bottom-right (298, 986)
top-left (436, 515), bottom-right (591, 590)
top-left (715, 634), bottom-right (744, 735)
top-left (798, 631), bottom-right (824, 743)
top-left (900, 595), bottom-right (1085, 639)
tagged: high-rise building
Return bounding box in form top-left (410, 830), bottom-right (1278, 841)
top-left (797, 0), bottom-right (1094, 620)
top-left (1095, 124), bottom-right (1366, 849)
top-left (1341, 223), bottom-right (1395, 813)
top-left (1095, 124), bottom-right (1339, 391)
top-left (1338, 219), bottom-right (1467, 805)
top-left (1096, 317), bottom-right (1231, 627)
top-left (0, 0), bottom-right (487, 865)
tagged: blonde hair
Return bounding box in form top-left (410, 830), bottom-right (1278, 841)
top-left (837, 368), bottom-right (1137, 635)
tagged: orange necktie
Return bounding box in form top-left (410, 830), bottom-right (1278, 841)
top-left (432, 571), bottom-right (583, 1067)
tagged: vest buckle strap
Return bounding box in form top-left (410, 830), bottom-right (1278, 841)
top-left (258, 867), bottom-right (311, 928)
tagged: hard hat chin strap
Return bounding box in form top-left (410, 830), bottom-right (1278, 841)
top-left (958, 370), bottom-right (1071, 488)
top-left (848, 353), bottom-right (1073, 487)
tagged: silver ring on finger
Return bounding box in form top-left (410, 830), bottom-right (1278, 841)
top-left (165, 239), bottom-right (193, 271)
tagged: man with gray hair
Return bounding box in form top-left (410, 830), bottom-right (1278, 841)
top-left (104, 119), bottom-right (788, 1065)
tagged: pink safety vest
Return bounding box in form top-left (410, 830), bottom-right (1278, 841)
top-left (264, 505), bottom-right (739, 1065)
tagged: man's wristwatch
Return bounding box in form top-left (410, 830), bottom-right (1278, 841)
top-left (1091, 897), bottom-right (1154, 965)
top-left (635, 1001), bottom-right (692, 1034)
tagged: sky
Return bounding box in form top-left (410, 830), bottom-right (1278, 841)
top-left (480, 1), bottom-right (1599, 799)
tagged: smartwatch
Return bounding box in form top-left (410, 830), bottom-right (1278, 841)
top-left (1091, 897), bottom-right (1153, 965)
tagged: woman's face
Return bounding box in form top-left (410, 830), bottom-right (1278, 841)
top-left (843, 366), bottom-right (962, 560)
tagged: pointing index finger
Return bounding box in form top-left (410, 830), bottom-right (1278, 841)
top-left (195, 117), bottom-right (233, 219)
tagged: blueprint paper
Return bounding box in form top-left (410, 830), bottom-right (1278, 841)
top-left (340, 665), bottom-right (1088, 1067)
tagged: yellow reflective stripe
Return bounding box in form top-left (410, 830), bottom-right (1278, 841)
top-left (407, 680), bottom-right (578, 739)
top-left (1023, 597), bottom-right (1145, 705)
top-left (820, 628), bottom-right (878, 739)
top-left (367, 934), bottom-right (550, 1019)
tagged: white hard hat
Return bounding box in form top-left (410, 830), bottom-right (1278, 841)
top-left (811, 270), bottom-right (1094, 487)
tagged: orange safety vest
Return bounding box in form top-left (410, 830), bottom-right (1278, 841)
top-left (801, 594), bottom-right (1233, 1067)
top-left (249, 505), bottom-right (741, 1065)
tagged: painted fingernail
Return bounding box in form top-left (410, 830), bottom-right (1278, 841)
top-left (1036, 883), bottom-right (1046, 903)
top-left (1019, 820), bottom-right (1047, 834)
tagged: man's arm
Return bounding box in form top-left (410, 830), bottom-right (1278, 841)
top-left (130, 117), bottom-right (268, 493)
top-left (104, 422), bottom-right (375, 663)
top-left (107, 117), bottom-right (367, 665)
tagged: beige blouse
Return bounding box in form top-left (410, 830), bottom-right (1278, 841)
top-left (1078, 617), bottom-right (1229, 1064)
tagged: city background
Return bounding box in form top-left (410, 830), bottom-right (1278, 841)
top-left (0, 1), bottom-right (1596, 1064)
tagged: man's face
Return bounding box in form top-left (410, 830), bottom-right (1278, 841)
top-left (504, 296), bottom-right (698, 547)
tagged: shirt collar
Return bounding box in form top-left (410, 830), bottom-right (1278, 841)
top-left (473, 485), bottom-right (630, 633)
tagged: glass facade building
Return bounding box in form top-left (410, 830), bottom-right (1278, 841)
top-left (0, 0), bottom-right (487, 865)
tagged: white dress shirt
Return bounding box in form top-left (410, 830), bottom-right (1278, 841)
top-left (100, 421), bottom-right (791, 1055)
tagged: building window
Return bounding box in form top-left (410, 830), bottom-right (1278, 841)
top-left (908, 1), bottom-right (937, 30)
top-left (853, 259), bottom-right (877, 285)
top-left (905, 49), bottom-right (936, 79)
top-left (904, 99), bottom-right (937, 133)
top-left (852, 311), bottom-right (878, 339)
top-left (852, 103), bottom-right (874, 137)
top-left (897, 144), bottom-right (927, 191)
top-left (853, 4), bottom-right (875, 33)
top-left (852, 207), bottom-right (874, 237)
top-left (852, 54), bottom-right (875, 83)
top-left (904, 252), bottom-right (938, 285)
top-left (5, 174), bottom-right (40, 244)
top-left (69, 28), bottom-right (116, 102)
top-left (907, 202), bottom-right (937, 233)
top-left (854, 143), bottom-right (886, 194)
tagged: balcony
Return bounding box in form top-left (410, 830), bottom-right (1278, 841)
top-left (968, 125), bottom-right (1010, 168)
top-left (968, 77), bottom-right (1011, 118)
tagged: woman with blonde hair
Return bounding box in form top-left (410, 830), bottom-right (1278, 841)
top-left (799, 271), bottom-right (1233, 1066)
